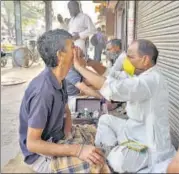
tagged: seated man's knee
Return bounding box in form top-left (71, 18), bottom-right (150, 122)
top-left (107, 146), bottom-right (125, 173)
top-left (98, 114), bottom-right (111, 125)
top-left (107, 146), bottom-right (148, 173)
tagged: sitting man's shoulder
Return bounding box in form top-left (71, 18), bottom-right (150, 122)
top-left (25, 69), bottom-right (54, 99)
top-left (66, 67), bottom-right (82, 83)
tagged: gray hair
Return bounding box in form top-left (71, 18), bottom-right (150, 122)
top-left (37, 29), bottom-right (72, 67)
top-left (107, 39), bottom-right (122, 49)
top-left (135, 39), bottom-right (159, 64)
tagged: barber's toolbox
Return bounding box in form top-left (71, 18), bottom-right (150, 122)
top-left (72, 97), bottom-right (127, 125)
top-left (72, 97), bottom-right (103, 125)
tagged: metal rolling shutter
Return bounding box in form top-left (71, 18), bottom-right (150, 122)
top-left (135, 1), bottom-right (179, 149)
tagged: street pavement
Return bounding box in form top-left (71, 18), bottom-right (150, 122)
top-left (1, 61), bottom-right (45, 169)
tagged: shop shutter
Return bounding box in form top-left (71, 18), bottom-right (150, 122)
top-left (135, 1), bottom-right (179, 149)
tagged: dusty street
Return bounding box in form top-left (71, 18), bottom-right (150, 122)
top-left (1, 61), bottom-right (44, 169)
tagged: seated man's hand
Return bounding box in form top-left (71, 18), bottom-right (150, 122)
top-left (78, 145), bottom-right (105, 165)
top-left (73, 47), bottom-right (86, 69)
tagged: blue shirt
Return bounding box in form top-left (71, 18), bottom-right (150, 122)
top-left (66, 67), bottom-right (83, 96)
top-left (19, 67), bottom-right (68, 165)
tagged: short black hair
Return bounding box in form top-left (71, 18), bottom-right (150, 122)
top-left (108, 39), bottom-right (122, 48)
top-left (68, 0), bottom-right (79, 7)
top-left (97, 27), bottom-right (101, 31)
top-left (37, 29), bottom-right (72, 67)
top-left (136, 39), bottom-right (158, 64)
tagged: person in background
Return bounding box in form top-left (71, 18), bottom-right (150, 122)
top-left (19, 29), bottom-right (105, 173)
top-left (101, 25), bottom-right (106, 33)
top-left (93, 27), bottom-right (106, 62)
top-left (106, 39), bottom-right (122, 67)
top-left (86, 38), bottom-right (126, 77)
top-left (68, 0), bottom-right (96, 56)
top-left (53, 14), bottom-right (68, 30)
top-left (167, 149), bottom-right (179, 173)
top-left (64, 18), bottom-right (70, 27)
top-left (66, 48), bottom-right (102, 113)
top-left (73, 39), bottom-right (176, 173)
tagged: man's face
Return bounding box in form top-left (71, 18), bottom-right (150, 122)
top-left (58, 15), bottom-right (63, 23)
top-left (58, 39), bottom-right (74, 72)
top-left (106, 43), bottom-right (121, 60)
top-left (127, 42), bottom-right (151, 74)
top-left (106, 43), bottom-right (120, 53)
top-left (68, 2), bottom-right (80, 17)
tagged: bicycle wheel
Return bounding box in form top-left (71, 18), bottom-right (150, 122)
top-left (12, 47), bottom-right (34, 68)
top-left (1, 59), bottom-right (7, 67)
top-left (33, 49), bottom-right (40, 63)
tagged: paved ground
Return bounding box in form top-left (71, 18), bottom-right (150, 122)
top-left (1, 59), bottom-right (44, 169)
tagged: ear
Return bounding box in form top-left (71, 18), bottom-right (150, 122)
top-left (56, 50), bottom-right (66, 66)
top-left (143, 55), bottom-right (150, 66)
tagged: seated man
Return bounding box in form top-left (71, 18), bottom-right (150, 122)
top-left (66, 56), bottom-right (102, 113)
top-left (167, 149), bottom-right (179, 173)
top-left (19, 29), bottom-right (105, 173)
top-left (86, 39), bottom-right (126, 77)
top-left (73, 39), bottom-right (176, 173)
top-left (105, 39), bottom-right (123, 67)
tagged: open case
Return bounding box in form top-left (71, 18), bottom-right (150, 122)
top-left (75, 98), bottom-right (102, 113)
top-left (73, 98), bottom-right (102, 125)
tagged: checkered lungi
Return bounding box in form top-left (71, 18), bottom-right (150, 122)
top-left (30, 125), bottom-right (111, 173)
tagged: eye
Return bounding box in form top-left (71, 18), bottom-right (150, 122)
top-left (127, 55), bottom-right (134, 59)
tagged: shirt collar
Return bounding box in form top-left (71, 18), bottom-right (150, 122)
top-left (140, 65), bottom-right (157, 75)
top-left (45, 67), bottom-right (63, 90)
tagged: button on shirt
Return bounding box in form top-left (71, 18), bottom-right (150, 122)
top-left (19, 67), bottom-right (68, 165)
top-left (68, 12), bottom-right (96, 54)
top-left (100, 66), bottom-right (176, 165)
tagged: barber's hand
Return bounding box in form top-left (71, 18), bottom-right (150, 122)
top-left (78, 145), bottom-right (105, 165)
top-left (73, 47), bottom-right (86, 69)
top-left (72, 32), bottom-right (80, 41)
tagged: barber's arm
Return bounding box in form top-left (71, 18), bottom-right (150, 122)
top-left (76, 81), bottom-right (102, 99)
top-left (66, 67), bottom-right (102, 99)
top-left (87, 52), bottom-right (127, 77)
top-left (74, 49), bottom-right (157, 102)
top-left (74, 65), bottom-right (106, 91)
top-left (87, 58), bottom-right (107, 76)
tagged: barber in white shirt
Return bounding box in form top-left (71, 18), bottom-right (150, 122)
top-left (73, 39), bottom-right (176, 173)
top-left (68, 0), bottom-right (96, 56)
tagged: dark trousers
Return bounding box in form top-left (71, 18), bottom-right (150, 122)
top-left (94, 45), bottom-right (103, 62)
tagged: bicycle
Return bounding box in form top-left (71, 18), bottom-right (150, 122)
top-left (12, 40), bottom-right (40, 68)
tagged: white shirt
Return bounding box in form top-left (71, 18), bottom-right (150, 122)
top-left (53, 22), bottom-right (68, 30)
top-left (100, 66), bottom-right (176, 166)
top-left (68, 12), bottom-right (96, 54)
